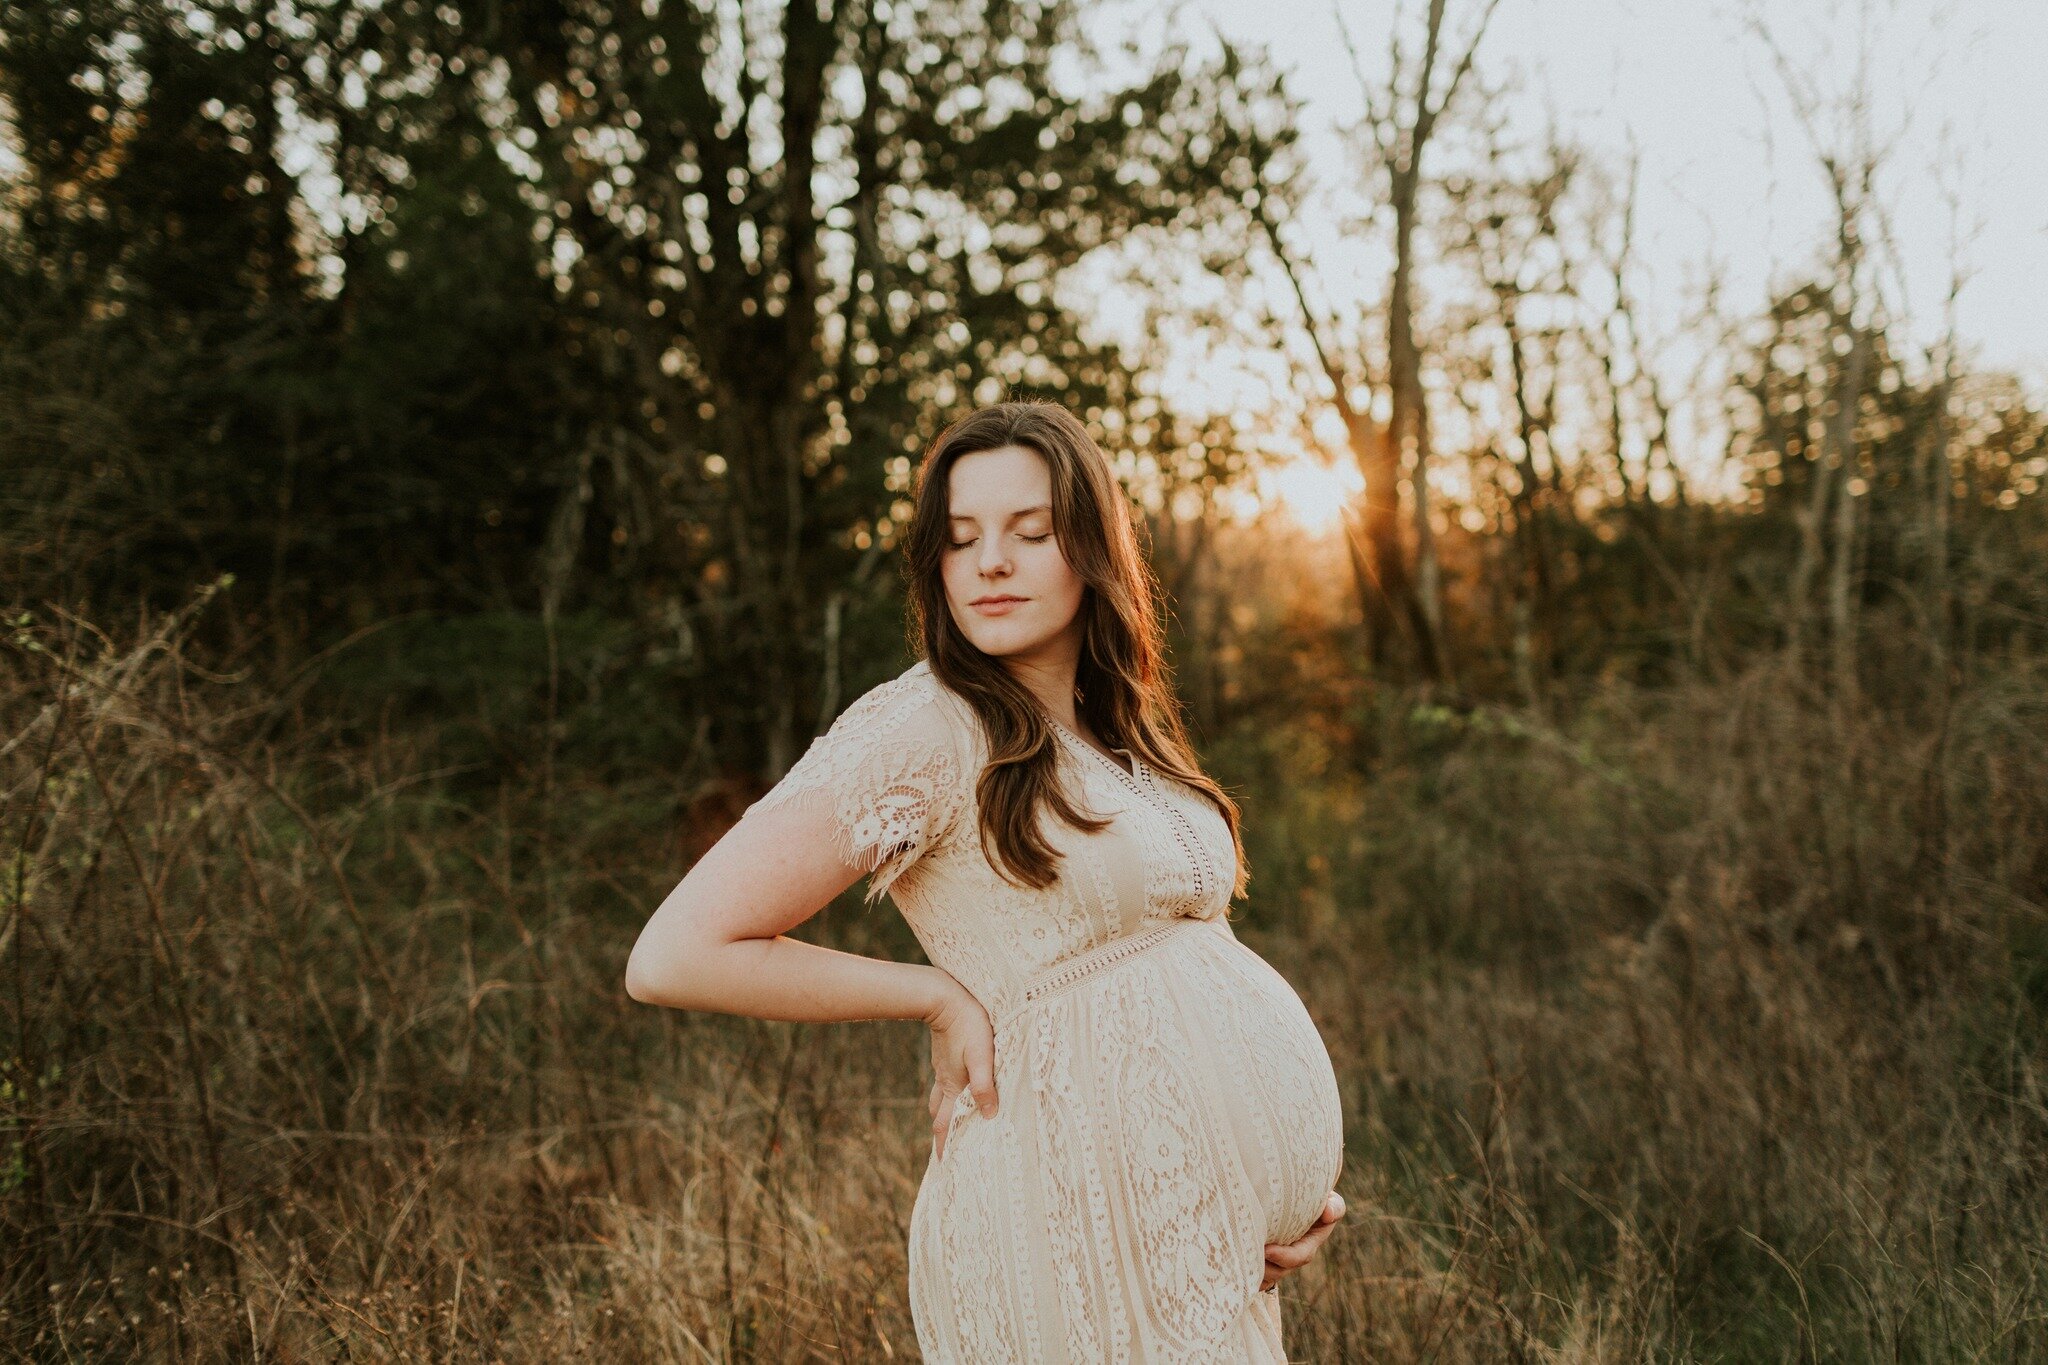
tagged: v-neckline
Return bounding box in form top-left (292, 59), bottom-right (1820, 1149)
top-left (909, 664), bottom-right (1227, 1001)
top-left (1046, 711), bottom-right (1215, 912)
top-left (1047, 714), bottom-right (1139, 782)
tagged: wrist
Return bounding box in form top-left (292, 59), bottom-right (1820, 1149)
top-left (918, 965), bottom-right (963, 1024)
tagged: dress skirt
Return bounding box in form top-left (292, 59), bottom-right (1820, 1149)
top-left (907, 916), bottom-right (1346, 1363)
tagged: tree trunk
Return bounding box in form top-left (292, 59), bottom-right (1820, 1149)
top-left (1784, 353), bottom-right (1835, 673)
top-left (1825, 322), bottom-right (1868, 697)
top-left (1925, 343), bottom-right (1954, 683)
top-left (1347, 423), bottom-right (1405, 670)
top-left (1500, 303), bottom-right (1561, 677)
top-left (1386, 177), bottom-right (1445, 679)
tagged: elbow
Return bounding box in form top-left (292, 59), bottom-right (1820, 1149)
top-left (625, 933), bottom-right (721, 1009)
top-left (622, 957), bottom-right (652, 1005)
top-left (623, 947), bottom-right (672, 1006)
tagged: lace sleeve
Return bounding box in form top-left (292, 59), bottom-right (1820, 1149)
top-left (741, 676), bottom-right (967, 906)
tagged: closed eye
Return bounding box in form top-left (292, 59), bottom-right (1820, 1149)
top-left (948, 533), bottom-right (1053, 549)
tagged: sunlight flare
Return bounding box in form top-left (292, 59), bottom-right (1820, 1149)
top-left (1257, 453), bottom-right (1364, 533)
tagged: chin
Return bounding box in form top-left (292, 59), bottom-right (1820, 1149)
top-left (992, 636), bottom-right (1064, 662)
top-left (958, 625), bottom-right (1041, 659)
top-left (966, 634), bottom-right (1021, 658)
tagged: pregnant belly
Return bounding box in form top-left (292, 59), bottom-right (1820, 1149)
top-left (915, 921), bottom-right (1345, 1351)
top-left (987, 919), bottom-right (1346, 1254)
top-left (1171, 924), bottom-right (1348, 1245)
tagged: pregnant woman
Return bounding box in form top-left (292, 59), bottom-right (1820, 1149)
top-left (626, 399), bottom-right (1346, 1360)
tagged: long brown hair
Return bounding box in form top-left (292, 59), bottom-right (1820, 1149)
top-left (903, 399), bottom-right (1250, 898)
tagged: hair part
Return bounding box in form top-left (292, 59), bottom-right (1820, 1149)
top-left (903, 398), bottom-right (1250, 900)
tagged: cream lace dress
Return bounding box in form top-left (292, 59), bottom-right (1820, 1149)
top-left (743, 659), bottom-right (1345, 1363)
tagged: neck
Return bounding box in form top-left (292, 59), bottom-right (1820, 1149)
top-left (998, 637), bottom-right (1083, 728)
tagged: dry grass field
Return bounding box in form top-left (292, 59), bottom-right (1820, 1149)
top-left (3, 593), bottom-right (2042, 1362)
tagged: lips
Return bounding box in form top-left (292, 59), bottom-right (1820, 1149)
top-left (971, 596), bottom-right (1027, 616)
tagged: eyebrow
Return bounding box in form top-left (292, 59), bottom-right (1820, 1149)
top-left (949, 504), bottom-right (1051, 524)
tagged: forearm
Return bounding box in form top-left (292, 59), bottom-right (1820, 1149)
top-left (626, 931), bottom-right (950, 1024)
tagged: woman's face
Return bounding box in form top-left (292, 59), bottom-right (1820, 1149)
top-left (941, 444), bottom-right (1087, 663)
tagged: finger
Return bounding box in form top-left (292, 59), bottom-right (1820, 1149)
top-left (1262, 1222), bottom-right (1334, 1271)
top-left (931, 1084), bottom-right (961, 1160)
top-left (1298, 1222), bottom-right (1336, 1255)
top-left (1323, 1191), bottom-right (1346, 1222)
top-left (965, 1042), bottom-right (998, 1118)
top-left (1263, 1240), bottom-right (1312, 1272)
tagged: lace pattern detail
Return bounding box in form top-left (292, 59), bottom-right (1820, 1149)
top-left (1048, 718), bottom-right (1235, 925)
top-left (1106, 960), bottom-right (1253, 1349)
top-left (1190, 929), bottom-right (1348, 1246)
top-left (742, 670), bottom-right (965, 905)
top-left (990, 917), bottom-right (1196, 1035)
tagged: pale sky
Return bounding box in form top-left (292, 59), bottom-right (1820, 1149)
top-left (1073, 0), bottom-right (2047, 519)
top-left (1216, 0), bottom-right (2047, 370)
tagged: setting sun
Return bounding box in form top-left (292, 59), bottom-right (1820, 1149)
top-left (1251, 453), bottom-right (1365, 534)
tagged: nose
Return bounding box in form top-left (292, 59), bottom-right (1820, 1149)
top-left (976, 537), bottom-right (1012, 577)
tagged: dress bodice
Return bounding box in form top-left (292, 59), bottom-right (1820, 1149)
top-left (740, 659), bottom-right (1239, 1022)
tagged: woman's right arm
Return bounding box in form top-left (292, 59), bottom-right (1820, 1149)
top-left (623, 794), bottom-right (948, 1025)
top-left (626, 683), bottom-right (998, 1149)
top-left (623, 786), bottom-right (1000, 1149)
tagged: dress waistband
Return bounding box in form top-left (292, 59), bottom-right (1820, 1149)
top-left (993, 917), bottom-right (1208, 1034)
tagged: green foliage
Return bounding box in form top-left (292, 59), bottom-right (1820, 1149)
top-left (0, 0), bottom-right (1295, 779)
top-left (311, 608), bottom-right (704, 783)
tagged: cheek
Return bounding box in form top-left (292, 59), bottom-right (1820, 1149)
top-left (940, 553), bottom-right (975, 601)
top-left (1036, 547), bottom-right (1085, 601)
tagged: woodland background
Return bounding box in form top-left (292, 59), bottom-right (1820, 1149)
top-left (2, 0), bottom-right (2044, 1359)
